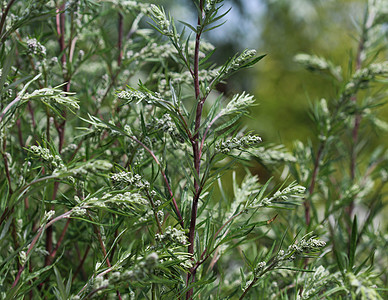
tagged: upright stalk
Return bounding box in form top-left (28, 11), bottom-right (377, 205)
top-left (187, 1), bottom-right (205, 298)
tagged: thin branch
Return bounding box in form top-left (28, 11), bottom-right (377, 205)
top-left (1, 138), bottom-right (13, 195)
top-left (73, 245), bottom-right (90, 282)
top-left (0, 0), bottom-right (17, 39)
top-left (129, 135), bottom-right (184, 228)
top-left (11, 210), bottom-right (73, 289)
top-left (118, 12), bottom-right (123, 66)
top-left (304, 142), bottom-right (325, 226)
top-left (50, 218), bottom-right (71, 258)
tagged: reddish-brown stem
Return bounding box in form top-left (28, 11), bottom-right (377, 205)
top-left (16, 118), bottom-right (24, 148)
top-left (73, 245), bottom-right (90, 282)
top-left (50, 218), bottom-right (70, 259)
top-left (186, 1), bottom-right (205, 299)
top-left (27, 102), bottom-right (36, 128)
top-left (0, 0), bottom-right (17, 40)
top-left (12, 211), bottom-right (72, 289)
top-left (56, 3), bottom-right (66, 67)
top-left (92, 219), bottom-right (122, 300)
top-left (118, 12), bottom-right (123, 66)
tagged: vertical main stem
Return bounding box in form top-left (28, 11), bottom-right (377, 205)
top-left (186, 1), bottom-right (204, 299)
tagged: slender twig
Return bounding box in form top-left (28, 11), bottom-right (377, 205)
top-left (11, 210), bottom-right (73, 288)
top-left (90, 215), bottom-right (122, 300)
top-left (0, 95), bottom-right (22, 123)
top-left (239, 259), bottom-right (279, 300)
top-left (193, 210), bottom-right (244, 273)
top-left (73, 245), bottom-right (90, 282)
top-left (145, 189), bottom-right (163, 233)
top-left (16, 118), bottom-right (24, 148)
top-left (56, 3), bottom-right (66, 67)
top-left (1, 138), bottom-right (13, 195)
top-left (50, 218), bottom-right (71, 259)
top-left (0, 0), bottom-right (17, 40)
top-left (118, 12), bottom-right (123, 66)
top-left (304, 142), bottom-right (325, 225)
top-left (27, 102), bottom-right (36, 128)
top-left (129, 135), bottom-right (184, 228)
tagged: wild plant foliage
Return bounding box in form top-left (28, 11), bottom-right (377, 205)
top-left (0, 0), bottom-right (386, 299)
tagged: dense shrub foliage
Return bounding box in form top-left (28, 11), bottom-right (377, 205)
top-left (0, 0), bottom-right (387, 299)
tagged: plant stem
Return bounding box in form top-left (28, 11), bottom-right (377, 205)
top-left (118, 12), bottom-right (123, 66)
top-left (187, 1), bottom-right (205, 298)
top-left (1, 137), bottom-right (13, 195)
top-left (129, 135), bottom-right (184, 228)
top-left (305, 141), bottom-right (325, 225)
top-left (11, 210), bottom-right (73, 289)
top-left (73, 245), bottom-right (90, 282)
top-left (0, 0), bottom-right (16, 40)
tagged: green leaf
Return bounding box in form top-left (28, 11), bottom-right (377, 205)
top-left (348, 215), bottom-right (358, 271)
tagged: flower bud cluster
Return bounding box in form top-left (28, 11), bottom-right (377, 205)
top-left (87, 191), bottom-right (148, 212)
top-left (69, 160), bottom-right (113, 176)
top-left (344, 62), bottom-right (388, 96)
top-left (370, 0), bottom-right (388, 25)
top-left (205, 0), bottom-right (224, 13)
top-left (156, 114), bottom-right (175, 134)
top-left (288, 237), bottom-right (326, 255)
top-left (26, 38), bottom-right (46, 58)
top-left (223, 92), bottom-right (255, 115)
top-left (254, 261), bottom-right (266, 275)
top-left (117, 1), bottom-right (151, 15)
top-left (225, 49), bottom-right (256, 74)
top-left (154, 113), bottom-right (184, 142)
top-left (216, 134), bottom-right (262, 154)
top-left (71, 206), bottom-right (87, 217)
top-left (155, 226), bottom-right (187, 245)
top-left (117, 89), bottom-right (147, 103)
top-left (41, 210), bottom-right (55, 225)
top-left (150, 4), bottom-right (171, 35)
top-left (30, 145), bottom-right (66, 172)
top-left (22, 87), bottom-right (79, 109)
top-left (156, 68), bottom-right (218, 97)
top-left (294, 53), bottom-right (342, 81)
top-left (294, 53), bottom-right (329, 70)
top-left (250, 145), bottom-right (296, 165)
top-left (273, 184), bottom-right (306, 201)
top-left (300, 266), bottom-right (331, 299)
top-left (110, 171), bottom-right (150, 189)
top-left (105, 192), bottom-right (148, 206)
top-left (257, 183), bottom-right (305, 208)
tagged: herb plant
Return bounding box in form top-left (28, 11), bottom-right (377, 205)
top-left (0, 0), bottom-right (386, 299)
